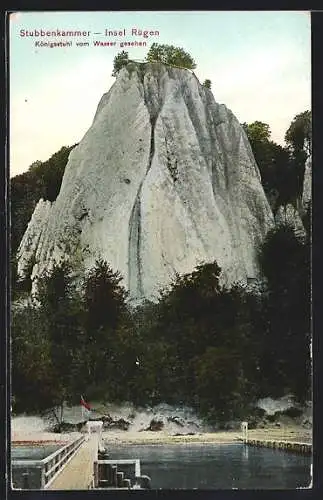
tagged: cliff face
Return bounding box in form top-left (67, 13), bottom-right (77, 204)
top-left (17, 62), bottom-right (274, 301)
top-left (302, 156), bottom-right (311, 210)
top-left (275, 204), bottom-right (307, 240)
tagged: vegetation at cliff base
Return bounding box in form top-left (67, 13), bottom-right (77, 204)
top-left (12, 220), bottom-right (311, 422)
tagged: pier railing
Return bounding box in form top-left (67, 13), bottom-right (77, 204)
top-left (244, 438), bottom-right (312, 456)
top-left (13, 435), bottom-right (85, 489)
top-left (42, 435), bottom-right (85, 488)
top-left (94, 459), bottom-right (142, 489)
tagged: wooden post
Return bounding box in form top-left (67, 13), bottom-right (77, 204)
top-left (117, 471), bottom-right (124, 487)
top-left (241, 421), bottom-right (248, 443)
top-left (93, 461), bottom-right (99, 488)
top-left (22, 472), bottom-right (29, 489)
top-left (40, 466), bottom-right (46, 489)
top-left (111, 465), bottom-right (117, 487)
top-left (106, 464), bottom-right (112, 485)
top-left (122, 478), bottom-right (131, 489)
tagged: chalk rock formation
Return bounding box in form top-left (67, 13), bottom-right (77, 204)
top-left (17, 62), bottom-right (274, 301)
top-left (17, 199), bottom-right (53, 279)
top-left (275, 204), bottom-right (306, 240)
top-left (302, 156), bottom-right (312, 209)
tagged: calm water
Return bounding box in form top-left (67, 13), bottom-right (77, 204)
top-left (12, 445), bottom-right (61, 460)
top-left (107, 442), bottom-right (311, 489)
top-left (12, 445), bottom-right (63, 489)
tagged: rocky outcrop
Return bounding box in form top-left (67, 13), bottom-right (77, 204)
top-left (17, 62), bottom-right (274, 301)
top-left (275, 204), bottom-right (306, 240)
top-left (17, 199), bottom-right (52, 279)
top-left (302, 156), bottom-right (312, 209)
top-left (143, 419), bottom-right (164, 432)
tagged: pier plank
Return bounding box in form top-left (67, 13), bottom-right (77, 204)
top-left (47, 435), bottom-right (99, 490)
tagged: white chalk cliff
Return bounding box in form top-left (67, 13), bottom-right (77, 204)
top-left (17, 62), bottom-right (274, 301)
top-left (302, 156), bottom-right (312, 209)
top-left (275, 204), bottom-right (306, 240)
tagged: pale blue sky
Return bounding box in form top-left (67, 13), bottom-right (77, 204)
top-left (10, 11), bottom-right (311, 177)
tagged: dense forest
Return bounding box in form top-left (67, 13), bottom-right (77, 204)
top-left (11, 145), bottom-right (77, 255)
top-left (11, 234), bottom-right (310, 425)
top-left (10, 54), bottom-right (311, 424)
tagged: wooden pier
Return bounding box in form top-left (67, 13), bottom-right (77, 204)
top-left (244, 438), bottom-right (312, 456)
top-left (94, 459), bottom-right (142, 489)
top-left (47, 434), bottom-right (99, 490)
top-left (240, 421), bottom-right (312, 456)
top-left (13, 431), bottom-right (147, 490)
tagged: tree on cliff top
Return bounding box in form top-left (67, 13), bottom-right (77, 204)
top-left (285, 110), bottom-right (312, 157)
top-left (112, 50), bottom-right (130, 76)
top-left (203, 79), bottom-right (212, 89)
top-left (146, 43), bottom-right (196, 69)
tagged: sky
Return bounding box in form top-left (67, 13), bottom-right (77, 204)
top-left (9, 11), bottom-right (311, 177)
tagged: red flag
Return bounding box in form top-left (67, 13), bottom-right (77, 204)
top-left (80, 395), bottom-right (91, 411)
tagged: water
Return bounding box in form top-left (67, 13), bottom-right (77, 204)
top-left (11, 444), bottom-right (63, 489)
top-left (107, 443), bottom-right (311, 489)
top-left (12, 444), bottom-right (62, 460)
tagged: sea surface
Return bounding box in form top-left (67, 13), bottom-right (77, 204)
top-left (11, 441), bottom-right (312, 490)
top-left (12, 444), bottom-right (62, 461)
top-left (11, 444), bottom-right (63, 489)
top-left (107, 442), bottom-right (312, 489)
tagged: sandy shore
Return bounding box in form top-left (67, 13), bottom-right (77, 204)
top-left (11, 425), bottom-right (312, 446)
top-left (11, 430), bottom-right (81, 444)
top-left (101, 426), bottom-right (312, 446)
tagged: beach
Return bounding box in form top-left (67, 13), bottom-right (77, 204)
top-left (12, 425), bottom-right (312, 446)
top-left (101, 425), bottom-right (312, 446)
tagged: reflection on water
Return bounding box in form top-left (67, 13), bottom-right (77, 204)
top-left (107, 442), bottom-right (311, 489)
top-left (242, 445), bottom-right (249, 461)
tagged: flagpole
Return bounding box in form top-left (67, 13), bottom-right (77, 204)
top-left (81, 394), bottom-right (91, 421)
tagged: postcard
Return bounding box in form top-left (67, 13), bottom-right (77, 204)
top-left (9, 10), bottom-right (312, 491)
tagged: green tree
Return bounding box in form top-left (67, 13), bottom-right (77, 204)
top-left (81, 259), bottom-right (129, 399)
top-left (28, 146), bottom-right (76, 202)
top-left (112, 51), bottom-right (130, 77)
top-left (82, 259), bottom-right (128, 332)
top-left (285, 110), bottom-right (312, 157)
top-left (258, 224), bottom-right (311, 401)
top-left (11, 144), bottom-right (77, 257)
top-left (146, 43), bottom-right (196, 69)
top-left (203, 79), bottom-right (212, 89)
top-left (285, 111), bottom-right (312, 200)
top-left (145, 261), bottom-right (262, 416)
top-left (242, 121), bottom-right (294, 207)
top-left (242, 121), bottom-right (271, 143)
top-left (35, 261), bottom-right (84, 420)
top-left (11, 304), bottom-right (55, 413)
top-left (194, 346), bottom-right (246, 423)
